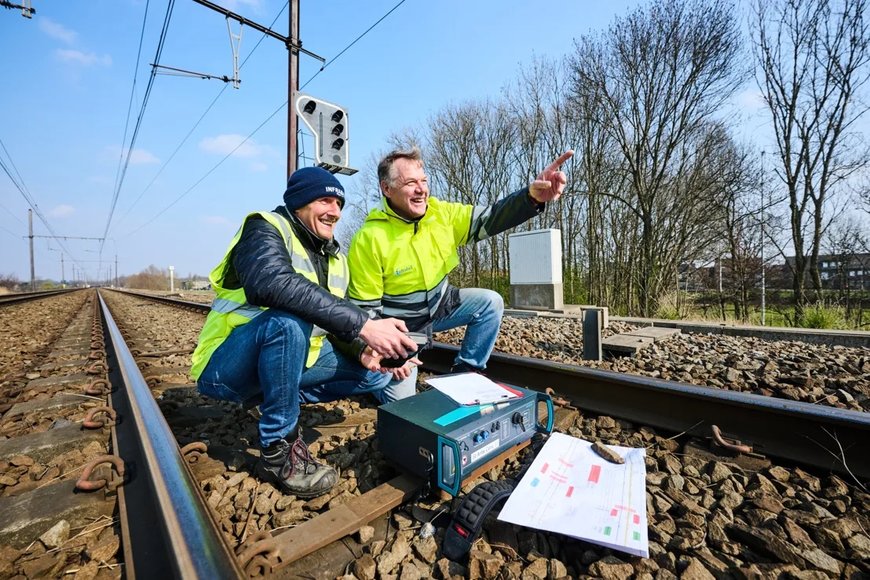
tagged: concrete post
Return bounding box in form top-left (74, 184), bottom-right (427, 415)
top-left (582, 309), bottom-right (602, 361)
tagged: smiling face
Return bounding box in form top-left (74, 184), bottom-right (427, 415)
top-left (381, 157), bottom-right (429, 220)
top-left (294, 196), bottom-right (342, 240)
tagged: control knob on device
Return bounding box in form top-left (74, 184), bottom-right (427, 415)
top-left (511, 412), bottom-right (526, 432)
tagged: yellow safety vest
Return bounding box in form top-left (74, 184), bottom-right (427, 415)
top-left (190, 211), bottom-right (349, 380)
top-left (348, 197), bottom-right (472, 325)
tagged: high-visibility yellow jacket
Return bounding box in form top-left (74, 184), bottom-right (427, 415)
top-left (191, 210), bottom-right (350, 379)
top-left (347, 189), bottom-right (540, 331)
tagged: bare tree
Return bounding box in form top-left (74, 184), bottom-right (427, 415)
top-left (568, 0), bottom-right (744, 316)
top-left (713, 138), bottom-right (766, 321)
top-left (426, 101), bottom-right (518, 287)
top-left (0, 273), bottom-right (20, 291)
top-left (502, 57), bottom-right (585, 298)
top-left (124, 265), bottom-right (170, 290)
top-left (338, 151), bottom-right (387, 250)
top-left (752, 0), bottom-right (870, 323)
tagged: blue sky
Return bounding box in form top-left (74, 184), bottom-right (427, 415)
top-left (2, 0), bottom-right (770, 284)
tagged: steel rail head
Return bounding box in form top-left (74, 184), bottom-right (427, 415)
top-left (0, 288), bottom-right (79, 306)
top-left (109, 288), bottom-right (212, 313)
top-left (96, 290), bottom-right (244, 578)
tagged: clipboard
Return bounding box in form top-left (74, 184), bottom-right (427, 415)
top-left (425, 373), bottom-right (520, 406)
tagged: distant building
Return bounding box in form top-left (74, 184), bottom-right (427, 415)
top-left (184, 279), bottom-right (211, 291)
top-left (785, 253), bottom-right (870, 290)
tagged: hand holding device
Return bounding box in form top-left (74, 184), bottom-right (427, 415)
top-left (379, 332), bottom-right (428, 368)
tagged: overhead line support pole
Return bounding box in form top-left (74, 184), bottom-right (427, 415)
top-left (28, 209), bottom-right (34, 290)
top-left (288, 0), bottom-right (299, 177)
top-left (190, 0), bottom-right (323, 178)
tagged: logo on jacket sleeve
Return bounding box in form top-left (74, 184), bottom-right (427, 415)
top-left (394, 265), bottom-right (414, 277)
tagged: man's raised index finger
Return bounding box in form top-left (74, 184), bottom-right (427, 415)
top-left (547, 150), bottom-right (575, 171)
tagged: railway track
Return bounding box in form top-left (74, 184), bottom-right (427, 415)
top-left (0, 289), bottom-right (867, 578)
top-left (0, 289), bottom-right (76, 306)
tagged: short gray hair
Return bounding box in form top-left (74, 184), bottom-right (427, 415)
top-left (377, 147), bottom-right (423, 188)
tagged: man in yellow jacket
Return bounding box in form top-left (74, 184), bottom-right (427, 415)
top-left (191, 167), bottom-right (418, 498)
top-left (348, 147), bottom-right (573, 400)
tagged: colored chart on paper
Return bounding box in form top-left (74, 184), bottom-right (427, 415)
top-left (498, 432), bottom-right (649, 557)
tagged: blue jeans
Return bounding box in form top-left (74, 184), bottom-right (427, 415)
top-left (381, 287), bottom-right (504, 402)
top-left (196, 309), bottom-right (391, 447)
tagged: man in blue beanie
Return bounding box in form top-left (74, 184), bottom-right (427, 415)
top-left (191, 166), bottom-right (418, 498)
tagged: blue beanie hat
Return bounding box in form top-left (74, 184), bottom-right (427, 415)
top-left (283, 167), bottom-right (345, 211)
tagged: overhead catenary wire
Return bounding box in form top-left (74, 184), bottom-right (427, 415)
top-left (0, 222), bottom-right (22, 239)
top-left (0, 137), bottom-right (85, 271)
top-left (100, 0), bottom-right (175, 254)
top-left (0, 137), bottom-right (33, 203)
top-left (125, 0), bottom-right (411, 237)
top-left (299, 0), bottom-right (409, 91)
top-left (126, 98), bottom-right (288, 236)
top-left (115, 2), bottom-right (289, 228)
top-left (111, 0), bottom-right (152, 217)
top-left (0, 199), bottom-right (25, 225)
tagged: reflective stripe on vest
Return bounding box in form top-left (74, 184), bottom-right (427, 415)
top-left (348, 197), bottom-right (469, 327)
top-left (210, 297), bottom-right (264, 319)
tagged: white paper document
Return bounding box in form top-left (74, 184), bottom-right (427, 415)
top-left (498, 432), bottom-right (649, 558)
top-left (424, 373), bottom-right (519, 405)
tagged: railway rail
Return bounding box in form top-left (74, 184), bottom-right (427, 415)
top-left (0, 289), bottom-right (867, 578)
top-left (0, 288), bottom-right (76, 306)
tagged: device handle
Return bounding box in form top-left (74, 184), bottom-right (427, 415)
top-left (536, 392), bottom-right (555, 433)
top-left (437, 436), bottom-right (461, 496)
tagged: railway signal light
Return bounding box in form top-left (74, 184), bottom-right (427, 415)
top-left (294, 93), bottom-right (357, 175)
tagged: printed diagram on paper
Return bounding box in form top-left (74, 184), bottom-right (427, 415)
top-left (498, 432), bottom-right (649, 557)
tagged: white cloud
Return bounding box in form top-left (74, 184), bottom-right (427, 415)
top-left (129, 149), bottom-right (159, 165)
top-left (248, 161), bottom-right (269, 172)
top-left (39, 18), bottom-right (78, 44)
top-left (55, 49), bottom-right (112, 67)
top-left (199, 134), bottom-right (269, 159)
top-left (49, 204), bottom-right (75, 218)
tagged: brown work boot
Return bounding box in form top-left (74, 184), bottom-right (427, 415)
top-left (255, 435), bottom-right (337, 498)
